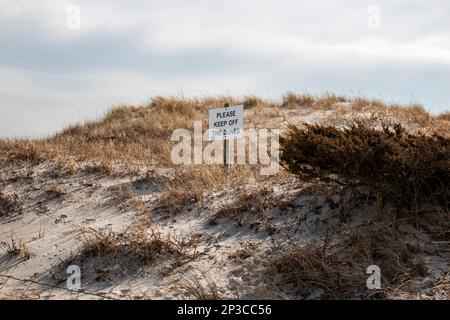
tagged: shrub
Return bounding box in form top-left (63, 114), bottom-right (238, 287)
top-left (280, 123), bottom-right (450, 209)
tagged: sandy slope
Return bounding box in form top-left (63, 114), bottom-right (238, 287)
top-left (0, 102), bottom-right (448, 300)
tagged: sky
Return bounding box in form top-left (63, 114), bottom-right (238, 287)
top-left (1, 0), bottom-right (450, 138)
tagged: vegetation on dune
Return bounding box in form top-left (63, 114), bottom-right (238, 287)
top-left (0, 93), bottom-right (447, 170)
top-left (79, 225), bottom-right (194, 263)
top-left (0, 93), bottom-right (448, 299)
top-left (0, 188), bottom-right (22, 217)
top-left (268, 222), bottom-right (438, 299)
top-left (280, 123), bottom-right (450, 210)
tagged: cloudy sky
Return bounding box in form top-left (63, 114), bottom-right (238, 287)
top-left (1, 0), bottom-right (449, 137)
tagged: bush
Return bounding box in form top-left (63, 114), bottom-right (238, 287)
top-left (280, 123), bottom-right (450, 208)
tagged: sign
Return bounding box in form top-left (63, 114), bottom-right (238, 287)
top-left (208, 104), bottom-right (244, 140)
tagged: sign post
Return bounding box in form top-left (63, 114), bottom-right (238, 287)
top-left (223, 103), bottom-right (229, 168)
top-left (208, 103), bottom-right (244, 168)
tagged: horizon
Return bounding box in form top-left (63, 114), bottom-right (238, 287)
top-left (1, 0), bottom-right (450, 138)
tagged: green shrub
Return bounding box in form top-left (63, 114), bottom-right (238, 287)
top-left (280, 123), bottom-right (450, 208)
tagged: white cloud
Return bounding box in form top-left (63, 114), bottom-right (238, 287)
top-left (0, 0), bottom-right (449, 137)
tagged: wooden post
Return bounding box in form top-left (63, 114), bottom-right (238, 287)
top-left (223, 103), bottom-right (229, 168)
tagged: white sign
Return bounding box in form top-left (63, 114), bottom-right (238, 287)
top-left (208, 105), bottom-right (244, 140)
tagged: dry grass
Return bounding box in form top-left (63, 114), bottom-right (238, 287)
top-left (281, 92), bottom-right (348, 110)
top-left (243, 96), bottom-right (277, 110)
top-left (208, 188), bottom-right (272, 226)
top-left (180, 276), bottom-right (221, 300)
top-left (0, 93), bottom-right (444, 178)
top-left (53, 158), bottom-right (77, 176)
top-left (435, 111), bottom-right (450, 121)
top-left (0, 93), bottom-right (447, 300)
top-left (281, 92), bottom-right (314, 109)
top-left (0, 96), bottom-right (273, 175)
top-left (0, 95), bottom-right (445, 218)
top-left (45, 184), bottom-right (66, 200)
top-left (155, 168), bottom-right (207, 215)
top-left (365, 102), bottom-right (431, 127)
top-left (229, 241), bottom-right (258, 260)
top-left (315, 93), bottom-right (349, 109)
top-left (111, 186), bottom-right (149, 215)
top-left (279, 91), bottom-right (441, 132)
top-left (420, 206), bottom-right (450, 241)
top-left (0, 189), bottom-right (22, 217)
top-left (0, 139), bottom-right (45, 164)
top-left (268, 222), bottom-right (426, 299)
top-left (317, 96), bottom-right (449, 135)
top-left (81, 161), bottom-right (116, 176)
top-left (386, 272), bottom-right (449, 299)
top-left (207, 185), bottom-right (296, 230)
top-left (79, 223), bottom-right (198, 266)
top-left (156, 164), bottom-right (266, 216)
top-left (112, 184), bottom-right (138, 205)
top-left (43, 221), bottom-right (203, 285)
top-left (1, 236), bottom-right (31, 260)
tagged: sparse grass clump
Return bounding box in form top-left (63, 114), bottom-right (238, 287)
top-left (112, 184), bottom-right (137, 205)
top-left (372, 103), bottom-right (432, 127)
top-left (51, 158), bottom-right (77, 176)
top-left (208, 186), bottom-right (294, 229)
top-left (180, 276), bottom-right (221, 300)
top-left (280, 123), bottom-right (450, 210)
top-left (242, 96), bottom-right (277, 110)
top-left (314, 93), bottom-right (348, 109)
top-left (46, 224), bottom-right (201, 284)
top-left (45, 184), bottom-right (66, 200)
top-left (1, 236), bottom-right (31, 260)
top-left (0, 139), bottom-right (45, 164)
top-left (208, 188), bottom-right (273, 226)
top-left (435, 111), bottom-right (450, 121)
top-left (150, 95), bottom-right (239, 115)
top-left (0, 189), bottom-right (22, 217)
top-left (282, 92), bottom-right (315, 108)
top-left (268, 223), bottom-right (423, 299)
top-left (82, 161), bottom-right (116, 176)
top-left (157, 184), bottom-right (203, 215)
top-left (80, 224), bottom-right (196, 265)
top-left (270, 242), bottom-right (367, 299)
top-left (281, 92), bottom-right (348, 109)
top-left (156, 165), bottom-right (261, 216)
top-left (155, 168), bottom-right (208, 215)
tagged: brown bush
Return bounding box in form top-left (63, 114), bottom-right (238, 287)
top-left (280, 123), bottom-right (450, 209)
